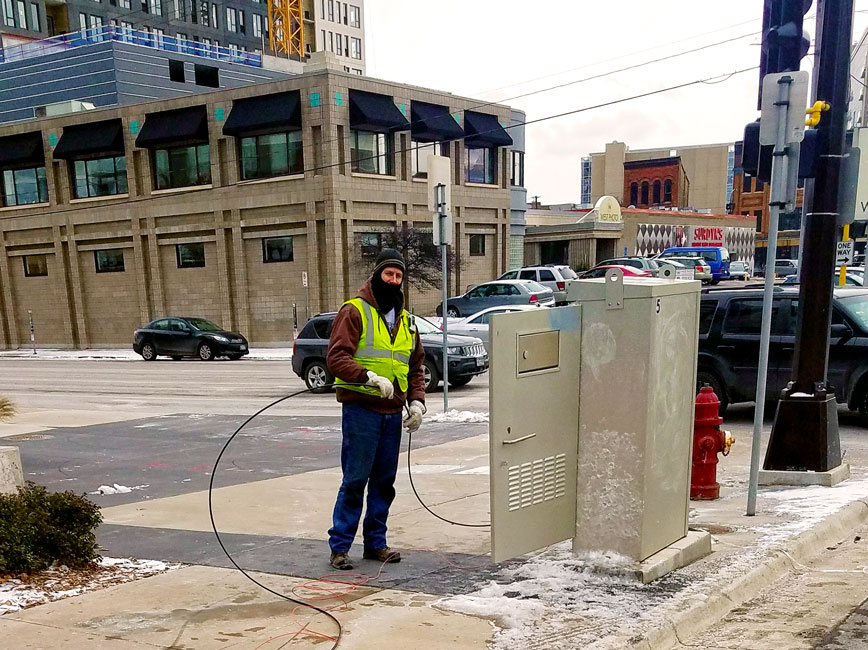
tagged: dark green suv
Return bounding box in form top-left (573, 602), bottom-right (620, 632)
top-left (698, 287), bottom-right (868, 421)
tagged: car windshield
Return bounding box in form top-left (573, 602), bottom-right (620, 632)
top-left (414, 316), bottom-right (440, 334)
top-left (523, 280), bottom-right (548, 292)
top-left (186, 318), bottom-right (222, 331)
top-left (837, 294), bottom-right (868, 330)
top-left (720, 248), bottom-right (730, 261)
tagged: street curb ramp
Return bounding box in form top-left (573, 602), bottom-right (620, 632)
top-left (594, 497), bottom-right (868, 650)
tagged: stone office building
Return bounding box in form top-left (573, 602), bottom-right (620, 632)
top-left (0, 61), bottom-right (522, 348)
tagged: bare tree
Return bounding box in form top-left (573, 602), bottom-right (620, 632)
top-left (380, 225), bottom-right (460, 292)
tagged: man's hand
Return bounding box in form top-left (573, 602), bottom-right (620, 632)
top-left (366, 371), bottom-right (395, 399)
top-left (403, 400), bottom-right (426, 432)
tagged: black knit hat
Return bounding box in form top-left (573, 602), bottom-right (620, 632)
top-left (373, 248), bottom-right (406, 276)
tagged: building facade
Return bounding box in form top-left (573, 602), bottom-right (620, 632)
top-left (0, 63), bottom-right (518, 348)
top-left (586, 141), bottom-right (733, 215)
top-left (622, 157), bottom-right (689, 209)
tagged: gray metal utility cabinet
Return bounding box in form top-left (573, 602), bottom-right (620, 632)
top-left (489, 269), bottom-right (710, 582)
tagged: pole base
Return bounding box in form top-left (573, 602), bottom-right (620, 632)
top-left (764, 389), bottom-right (841, 471)
top-left (690, 482), bottom-right (720, 500)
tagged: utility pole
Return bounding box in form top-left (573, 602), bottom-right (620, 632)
top-left (763, 0), bottom-right (852, 471)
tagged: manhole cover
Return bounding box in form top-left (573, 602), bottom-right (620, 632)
top-left (7, 433), bottom-right (54, 441)
top-left (690, 524), bottom-right (736, 535)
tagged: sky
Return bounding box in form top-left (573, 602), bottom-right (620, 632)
top-left (362, 1), bottom-right (868, 204)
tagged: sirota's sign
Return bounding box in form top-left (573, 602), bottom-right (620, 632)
top-left (691, 227), bottom-right (724, 247)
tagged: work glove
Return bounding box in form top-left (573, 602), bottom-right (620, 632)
top-left (403, 400), bottom-right (426, 433)
top-left (366, 370), bottom-right (395, 399)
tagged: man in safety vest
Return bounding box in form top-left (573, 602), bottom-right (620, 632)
top-left (326, 248), bottom-right (426, 571)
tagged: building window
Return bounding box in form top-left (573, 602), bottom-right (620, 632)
top-left (240, 132), bottom-right (304, 180)
top-left (94, 248), bottom-right (125, 273)
top-left (252, 13), bottom-right (262, 38)
top-left (262, 236), bottom-right (293, 263)
top-left (465, 146), bottom-right (496, 184)
top-left (237, 9), bottom-right (244, 33)
top-left (119, 0), bottom-right (130, 8)
top-left (23, 254), bottom-right (47, 277)
top-left (79, 11), bottom-right (87, 30)
top-left (3, 0), bottom-right (14, 26)
top-left (755, 178), bottom-right (765, 192)
top-left (411, 141), bottom-right (445, 178)
top-left (29, 2), bottom-right (38, 30)
top-left (327, 0), bottom-right (333, 20)
top-left (154, 144), bottom-right (211, 190)
top-left (754, 209), bottom-right (763, 232)
top-left (640, 181), bottom-right (649, 205)
top-left (351, 130), bottom-right (393, 175)
top-left (349, 36), bottom-right (361, 59)
top-left (510, 150), bottom-right (524, 187)
top-left (652, 180), bottom-right (661, 204)
top-left (348, 3), bottom-right (359, 27)
top-left (148, 0), bottom-right (160, 14)
top-left (743, 173), bottom-right (752, 193)
top-left (2, 167), bottom-right (48, 206)
top-left (194, 63), bottom-right (219, 87)
top-left (225, 6), bottom-right (236, 31)
top-left (72, 156), bottom-right (128, 198)
top-left (15, 0), bottom-right (25, 28)
top-left (359, 232), bottom-right (381, 256)
top-left (469, 234), bottom-right (485, 256)
top-left (176, 242), bottom-right (205, 268)
top-left (629, 182), bottom-right (638, 206)
top-left (169, 58), bottom-right (185, 82)
top-left (663, 179), bottom-right (672, 203)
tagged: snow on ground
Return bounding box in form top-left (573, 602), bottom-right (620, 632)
top-left (90, 483), bottom-right (150, 495)
top-left (0, 558), bottom-right (178, 614)
top-left (0, 348), bottom-right (293, 361)
top-left (435, 479), bottom-right (868, 650)
top-left (429, 409), bottom-right (489, 423)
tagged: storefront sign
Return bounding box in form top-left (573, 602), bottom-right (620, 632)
top-left (691, 227), bottom-right (724, 247)
top-left (594, 196), bottom-right (622, 224)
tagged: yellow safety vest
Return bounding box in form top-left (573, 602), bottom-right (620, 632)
top-left (334, 298), bottom-right (416, 396)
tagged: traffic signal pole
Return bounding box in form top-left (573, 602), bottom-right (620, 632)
top-left (763, 0), bottom-right (851, 471)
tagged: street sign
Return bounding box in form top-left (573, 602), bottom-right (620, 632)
top-left (836, 240), bottom-right (854, 265)
top-left (854, 128), bottom-right (868, 221)
top-left (428, 155), bottom-right (453, 245)
top-left (759, 71), bottom-right (810, 146)
top-left (302, 271), bottom-right (308, 287)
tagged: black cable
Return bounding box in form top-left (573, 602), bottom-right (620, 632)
top-left (208, 381), bottom-right (490, 649)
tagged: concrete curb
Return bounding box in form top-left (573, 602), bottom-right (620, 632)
top-left (595, 497), bottom-right (868, 650)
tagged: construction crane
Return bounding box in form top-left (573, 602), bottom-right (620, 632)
top-left (268, 0), bottom-right (304, 57)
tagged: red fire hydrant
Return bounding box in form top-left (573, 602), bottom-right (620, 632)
top-left (691, 386), bottom-right (734, 500)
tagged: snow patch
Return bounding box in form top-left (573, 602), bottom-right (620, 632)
top-left (90, 484), bottom-right (149, 495)
top-left (429, 410), bottom-right (489, 423)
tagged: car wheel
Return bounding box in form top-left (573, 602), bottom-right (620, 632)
top-left (448, 376), bottom-right (472, 388)
top-left (423, 359), bottom-right (439, 392)
top-left (696, 370), bottom-right (728, 415)
top-left (171, 356), bottom-right (183, 361)
top-left (304, 361), bottom-right (333, 393)
top-left (198, 343), bottom-right (215, 361)
top-left (710, 279), bottom-right (720, 286)
top-left (140, 342), bottom-right (157, 361)
top-left (446, 307), bottom-right (460, 318)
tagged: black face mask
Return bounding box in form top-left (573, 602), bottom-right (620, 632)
top-left (371, 271), bottom-right (403, 313)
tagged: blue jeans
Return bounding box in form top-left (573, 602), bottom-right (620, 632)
top-left (328, 403), bottom-right (403, 553)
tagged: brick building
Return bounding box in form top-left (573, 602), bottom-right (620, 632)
top-left (622, 157), bottom-right (689, 209)
top-left (0, 61), bottom-right (522, 348)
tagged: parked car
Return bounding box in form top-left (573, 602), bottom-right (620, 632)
top-left (773, 259), bottom-right (799, 277)
top-left (437, 279), bottom-right (555, 317)
top-left (596, 257), bottom-right (661, 276)
top-left (657, 246), bottom-right (731, 283)
top-left (579, 265), bottom-right (653, 279)
top-left (729, 260), bottom-right (752, 280)
top-left (497, 265), bottom-right (577, 304)
top-left (291, 312), bottom-right (488, 392)
top-left (133, 317), bottom-right (249, 361)
top-left (782, 272), bottom-right (863, 287)
top-left (658, 256), bottom-right (713, 283)
top-left (697, 286), bottom-right (868, 421)
top-left (437, 304), bottom-right (543, 355)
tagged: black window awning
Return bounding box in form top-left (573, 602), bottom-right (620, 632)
top-left (52, 119), bottom-right (125, 160)
top-left (349, 90), bottom-right (410, 133)
top-left (135, 105), bottom-right (209, 148)
top-left (0, 131), bottom-right (44, 167)
top-left (222, 90), bottom-right (302, 137)
top-left (411, 101), bottom-right (464, 143)
top-left (464, 111), bottom-right (513, 148)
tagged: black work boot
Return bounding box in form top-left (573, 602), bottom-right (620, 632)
top-left (362, 546), bottom-right (401, 563)
top-left (330, 552), bottom-right (353, 570)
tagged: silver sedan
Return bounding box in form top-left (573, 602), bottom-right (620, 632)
top-left (437, 304), bottom-right (546, 354)
top-left (437, 279), bottom-right (555, 317)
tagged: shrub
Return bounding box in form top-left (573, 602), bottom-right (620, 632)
top-left (0, 482), bottom-right (102, 573)
top-left (0, 396), bottom-right (14, 422)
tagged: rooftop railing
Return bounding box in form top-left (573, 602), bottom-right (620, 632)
top-left (0, 25), bottom-right (262, 67)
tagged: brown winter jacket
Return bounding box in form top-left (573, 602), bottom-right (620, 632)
top-left (326, 279), bottom-right (426, 414)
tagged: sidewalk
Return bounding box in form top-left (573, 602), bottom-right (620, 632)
top-left (2, 410), bottom-right (868, 649)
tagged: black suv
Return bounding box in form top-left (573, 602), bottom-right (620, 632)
top-left (698, 286), bottom-right (868, 419)
top-left (291, 312), bottom-right (488, 392)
